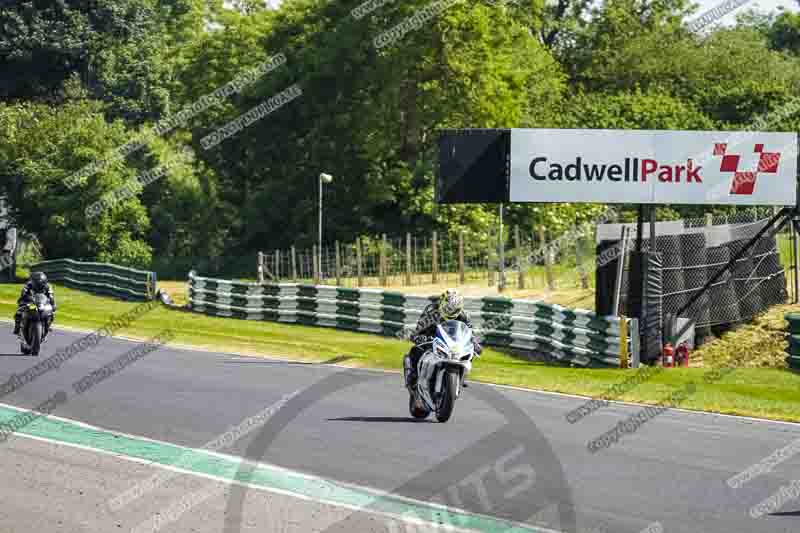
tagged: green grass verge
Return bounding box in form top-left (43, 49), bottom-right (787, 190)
top-left (2, 283), bottom-right (800, 422)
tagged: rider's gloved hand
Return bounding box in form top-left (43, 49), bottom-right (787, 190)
top-left (412, 334), bottom-right (429, 345)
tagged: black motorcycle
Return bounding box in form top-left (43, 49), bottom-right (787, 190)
top-left (18, 293), bottom-right (53, 356)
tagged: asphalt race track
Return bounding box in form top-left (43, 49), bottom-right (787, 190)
top-left (1, 325), bottom-right (799, 533)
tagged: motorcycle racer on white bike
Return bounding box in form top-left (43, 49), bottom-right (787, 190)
top-left (404, 289), bottom-right (482, 389)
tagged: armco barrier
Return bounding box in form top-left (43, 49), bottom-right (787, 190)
top-left (32, 259), bottom-right (157, 301)
top-left (188, 272), bottom-right (638, 367)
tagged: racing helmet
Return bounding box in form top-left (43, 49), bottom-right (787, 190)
top-left (438, 289), bottom-right (464, 320)
top-left (30, 272), bottom-right (47, 292)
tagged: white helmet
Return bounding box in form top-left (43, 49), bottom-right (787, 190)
top-left (438, 289), bottom-right (464, 319)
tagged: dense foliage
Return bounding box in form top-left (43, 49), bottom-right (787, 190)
top-left (1, 0), bottom-right (799, 274)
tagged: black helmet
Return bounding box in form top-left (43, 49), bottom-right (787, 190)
top-left (30, 272), bottom-right (47, 292)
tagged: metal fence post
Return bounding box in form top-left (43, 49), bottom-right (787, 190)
top-left (275, 250), bottom-right (280, 281)
top-left (794, 219), bottom-right (800, 304)
top-left (258, 252), bottom-right (264, 284)
top-left (613, 227), bottom-right (630, 316)
top-left (515, 225), bottom-right (524, 290)
top-left (499, 204), bottom-right (505, 292)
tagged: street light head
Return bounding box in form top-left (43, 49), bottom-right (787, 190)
top-left (320, 173), bottom-right (333, 183)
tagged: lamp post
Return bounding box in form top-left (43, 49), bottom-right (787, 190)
top-left (319, 173), bottom-right (333, 280)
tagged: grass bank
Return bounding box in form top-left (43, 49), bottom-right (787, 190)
top-left (1, 282), bottom-right (799, 422)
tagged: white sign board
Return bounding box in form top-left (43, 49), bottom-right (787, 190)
top-left (510, 129), bottom-right (798, 205)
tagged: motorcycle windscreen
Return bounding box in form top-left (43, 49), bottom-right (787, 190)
top-left (437, 320), bottom-right (473, 356)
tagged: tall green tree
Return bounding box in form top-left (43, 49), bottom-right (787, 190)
top-left (189, 0), bottom-right (567, 254)
top-left (0, 100), bottom-right (152, 266)
top-left (0, 0), bottom-right (182, 123)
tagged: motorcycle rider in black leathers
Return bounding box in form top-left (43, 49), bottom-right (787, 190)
top-left (14, 272), bottom-right (56, 337)
top-left (404, 289), bottom-right (481, 389)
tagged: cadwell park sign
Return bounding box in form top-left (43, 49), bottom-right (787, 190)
top-left (509, 129), bottom-right (798, 206)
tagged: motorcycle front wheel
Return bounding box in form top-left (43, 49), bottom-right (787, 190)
top-left (29, 322), bottom-right (42, 356)
top-left (435, 370), bottom-right (460, 423)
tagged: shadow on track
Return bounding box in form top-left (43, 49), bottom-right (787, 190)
top-left (327, 416), bottom-right (434, 423)
top-left (769, 511), bottom-right (800, 516)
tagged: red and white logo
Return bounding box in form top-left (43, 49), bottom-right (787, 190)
top-left (713, 143), bottom-right (782, 195)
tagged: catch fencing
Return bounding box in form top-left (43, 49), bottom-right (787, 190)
top-left (597, 211), bottom-right (789, 330)
top-left (32, 259), bottom-right (158, 301)
top-left (187, 271), bottom-right (638, 367)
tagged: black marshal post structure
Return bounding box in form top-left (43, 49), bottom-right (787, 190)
top-left (438, 128), bottom-right (800, 365)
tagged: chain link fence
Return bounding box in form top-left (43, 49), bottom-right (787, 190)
top-left (598, 208), bottom-right (792, 331)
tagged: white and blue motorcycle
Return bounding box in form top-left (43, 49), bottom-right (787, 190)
top-left (407, 320), bottom-right (477, 423)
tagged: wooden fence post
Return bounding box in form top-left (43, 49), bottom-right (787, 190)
top-left (458, 232), bottom-right (465, 285)
top-left (432, 231), bottom-right (439, 284)
top-left (488, 231), bottom-right (495, 286)
top-left (576, 236), bottom-right (589, 290)
top-left (540, 227), bottom-right (554, 291)
top-left (258, 252), bottom-right (264, 284)
top-left (380, 234), bottom-right (388, 286)
top-left (356, 238), bottom-right (363, 287)
top-left (291, 246), bottom-right (297, 282)
top-left (405, 233), bottom-right (412, 286)
top-left (274, 250), bottom-right (280, 281)
top-left (335, 241), bottom-right (341, 287)
top-left (515, 226), bottom-right (524, 290)
top-left (313, 245), bottom-right (319, 284)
